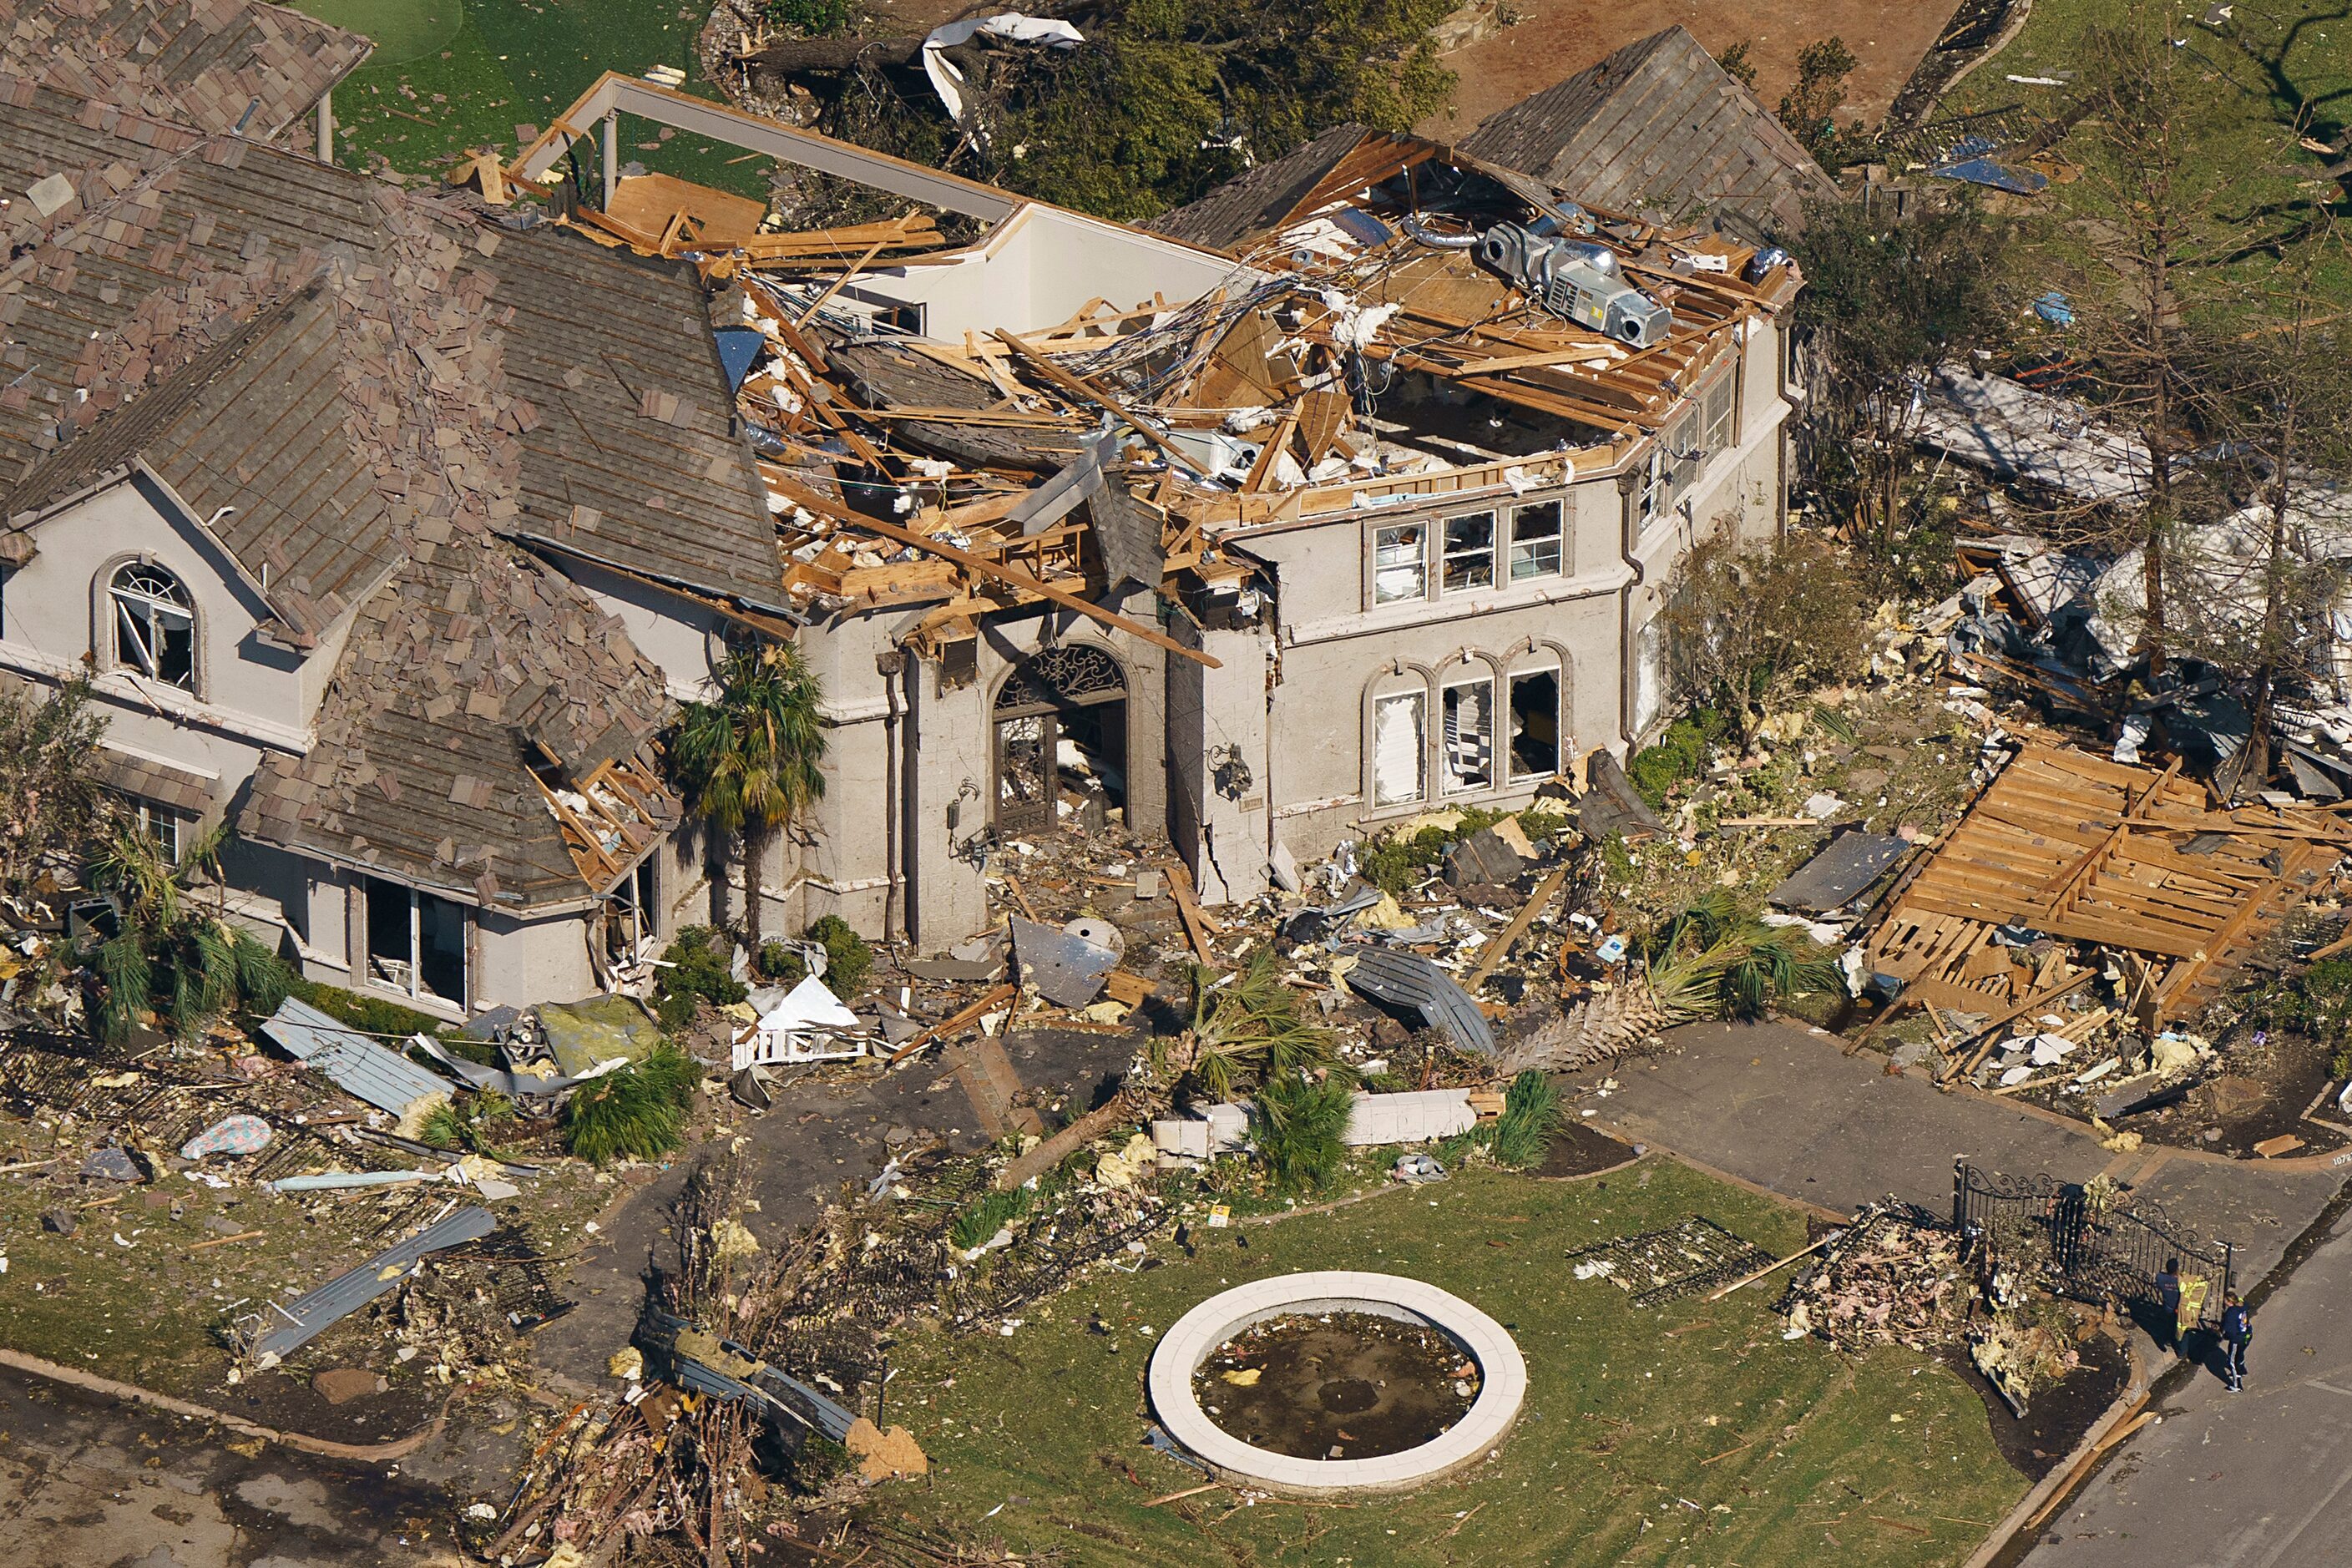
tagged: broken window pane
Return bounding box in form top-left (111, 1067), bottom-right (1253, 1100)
top-left (417, 891), bottom-right (467, 1005)
top-left (1667, 409), bottom-right (1702, 494)
top-left (363, 876), bottom-right (414, 994)
top-left (362, 875), bottom-right (468, 1006)
top-left (1509, 668), bottom-right (1561, 780)
top-left (1372, 690), bottom-right (1427, 807)
top-left (1373, 523), bottom-right (1426, 604)
top-left (1442, 512), bottom-right (1495, 593)
top-left (1509, 502), bottom-right (1563, 580)
top-left (109, 562), bottom-right (195, 689)
top-left (1440, 677), bottom-right (1495, 795)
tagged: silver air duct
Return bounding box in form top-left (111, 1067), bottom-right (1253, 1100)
top-left (1474, 221), bottom-right (1672, 348)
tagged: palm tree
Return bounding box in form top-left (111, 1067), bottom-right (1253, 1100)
top-left (87, 822), bottom-right (292, 1042)
top-left (1156, 947), bottom-right (1351, 1100)
top-left (670, 642), bottom-right (827, 944)
top-left (1497, 892), bottom-right (1842, 1076)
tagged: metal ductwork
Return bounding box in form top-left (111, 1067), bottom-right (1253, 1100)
top-left (1474, 221), bottom-right (1673, 349)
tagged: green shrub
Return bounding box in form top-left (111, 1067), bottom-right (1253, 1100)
top-left (1489, 1071), bottom-right (1562, 1168)
top-left (1626, 708), bottom-right (1728, 808)
top-left (751, 917), bottom-right (874, 1001)
top-left (562, 1044), bottom-right (701, 1165)
top-left (766, 0), bottom-right (858, 37)
top-left (806, 914), bottom-right (872, 999)
top-left (787, 1433), bottom-right (854, 1494)
top-left (1358, 805), bottom-right (1520, 894)
top-left (1252, 1071), bottom-right (1354, 1194)
top-left (419, 1092), bottom-right (518, 1156)
top-left (654, 926), bottom-right (747, 1034)
top-left (948, 1186), bottom-right (1031, 1250)
top-left (286, 976), bottom-right (463, 1042)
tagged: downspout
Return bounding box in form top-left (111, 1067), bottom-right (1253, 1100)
top-left (1615, 465), bottom-right (1644, 751)
top-left (876, 649), bottom-right (907, 943)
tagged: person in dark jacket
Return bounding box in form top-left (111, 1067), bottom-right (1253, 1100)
top-left (2220, 1292), bottom-right (2253, 1393)
top-left (2155, 1259), bottom-right (2183, 1353)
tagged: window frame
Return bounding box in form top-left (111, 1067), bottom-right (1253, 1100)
top-left (117, 793), bottom-right (184, 863)
top-left (1506, 665), bottom-right (1565, 783)
top-left (362, 875), bottom-right (469, 1009)
top-left (1370, 687), bottom-right (1429, 807)
top-left (1438, 673), bottom-right (1497, 797)
top-left (1370, 520), bottom-right (1429, 605)
top-left (1440, 510), bottom-right (1497, 595)
top-left (1507, 500), bottom-right (1565, 582)
top-left (106, 559), bottom-right (197, 691)
top-left (1702, 369), bottom-right (1737, 457)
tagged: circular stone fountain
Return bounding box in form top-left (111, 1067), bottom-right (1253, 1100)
top-left (1146, 1271), bottom-right (1526, 1495)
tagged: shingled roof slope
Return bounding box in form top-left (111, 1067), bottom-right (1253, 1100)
top-left (1459, 25), bottom-right (1835, 239)
top-left (0, 0), bottom-right (369, 143)
top-left (0, 63), bottom-right (730, 909)
top-left (491, 227), bottom-right (785, 609)
top-left (3, 283), bottom-right (401, 644)
top-left (0, 79), bottom-right (385, 485)
top-left (1146, 123), bottom-right (1371, 252)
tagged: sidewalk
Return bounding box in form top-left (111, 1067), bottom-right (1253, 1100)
top-left (2024, 1201), bottom-right (2352, 1565)
top-left (1583, 1020), bottom-right (2341, 1287)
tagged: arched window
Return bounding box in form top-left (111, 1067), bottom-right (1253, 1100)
top-left (109, 562), bottom-right (195, 689)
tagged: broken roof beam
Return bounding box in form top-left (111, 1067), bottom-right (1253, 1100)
top-left (851, 512), bottom-right (1219, 669)
top-left (994, 331), bottom-right (1208, 478)
top-left (511, 73), bottom-right (1019, 222)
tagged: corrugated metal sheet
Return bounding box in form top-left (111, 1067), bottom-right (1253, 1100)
top-left (245, 1206), bottom-right (496, 1360)
top-left (1343, 948), bottom-right (1497, 1055)
top-left (260, 995), bottom-right (452, 1116)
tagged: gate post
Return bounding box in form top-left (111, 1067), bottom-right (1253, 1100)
top-left (1952, 1157), bottom-right (1968, 1230)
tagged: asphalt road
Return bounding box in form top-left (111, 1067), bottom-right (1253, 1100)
top-left (2025, 1198), bottom-right (2352, 1566)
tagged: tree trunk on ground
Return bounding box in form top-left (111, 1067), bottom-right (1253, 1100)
top-left (741, 36), bottom-right (923, 80)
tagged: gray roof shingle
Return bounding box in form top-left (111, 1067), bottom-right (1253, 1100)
top-left (1146, 123), bottom-right (1371, 252)
top-left (1459, 25), bottom-right (1837, 240)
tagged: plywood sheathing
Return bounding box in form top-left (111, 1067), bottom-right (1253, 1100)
top-left (1869, 745), bottom-right (2349, 1027)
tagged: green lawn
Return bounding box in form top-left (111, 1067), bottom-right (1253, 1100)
top-left (291, 0), bottom-right (775, 196)
top-left (888, 1160), bottom-right (2029, 1567)
top-left (1943, 0), bottom-right (2352, 308)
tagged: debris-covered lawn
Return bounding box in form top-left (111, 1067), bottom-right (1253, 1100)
top-left (888, 1161), bottom-right (2029, 1568)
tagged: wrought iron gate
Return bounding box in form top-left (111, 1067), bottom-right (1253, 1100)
top-left (1951, 1160), bottom-right (2233, 1325)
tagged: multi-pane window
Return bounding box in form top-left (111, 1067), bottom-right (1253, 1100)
top-left (1441, 512), bottom-right (1495, 594)
top-left (119, 794), bottom-right (182, 862)
top-left (1702, 371), bottom-right (1737, 455)
top-left (1373, 522), bottom-right (1427, 604)
top-left (1509, 502), bottom-right (1563, 580)
top-left (1439, 676), bottom-right (1495, 795)
top-left (1372, 690), bottom-right (1427, 806)
top-left (1667, 408), bottom-right (1702, 495)
top-left (109, 562), bottom-right (195, 688)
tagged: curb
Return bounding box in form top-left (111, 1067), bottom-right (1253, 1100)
top-left (1962, 1336), bottom-right (2150, 1568)
top-left (0, 1347), bottom-right (448, 1461)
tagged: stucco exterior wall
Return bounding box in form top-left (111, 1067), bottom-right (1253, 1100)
top-left (0, 476), bottom-right (320, 804)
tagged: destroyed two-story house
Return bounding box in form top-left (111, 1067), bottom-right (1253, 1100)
top-left (0, 1), bottom-right (1805, 1020)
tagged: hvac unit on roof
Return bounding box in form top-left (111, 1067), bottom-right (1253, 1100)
top-left (1474, 222), bottom-right (1673, 348)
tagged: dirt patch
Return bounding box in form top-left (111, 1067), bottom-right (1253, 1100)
top-left (1535, 1116), bottom-right (1637, 1178)
top-left (1193, 1311), bottom-right (1476, 1460)
top-left (1943, 1328), bottom-right (2130, 1481)
top-left (2024, 1025), bottom-right (2347, 1159)
top-left (1419, 0), bottom-right (1965, 142)
top-left (226, 1367), bottom-right (443, 1446)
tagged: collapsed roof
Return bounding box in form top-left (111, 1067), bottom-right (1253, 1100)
top-left (503, 83), bottom-right (1799, 660)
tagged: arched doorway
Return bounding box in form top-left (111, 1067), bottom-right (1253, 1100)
top-left (994, 645), bottom-right (1128, 835)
